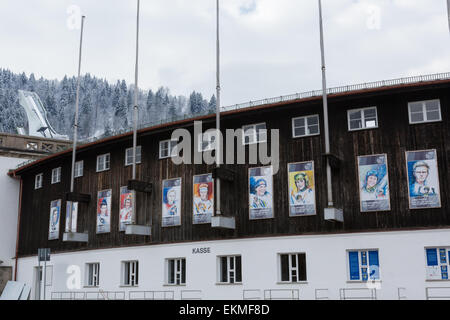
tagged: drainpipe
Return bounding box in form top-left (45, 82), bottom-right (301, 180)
top-left (13, 177), bottom-right (23, 281)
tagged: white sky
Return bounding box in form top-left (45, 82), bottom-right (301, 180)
top-left (0, 0), bottom-right (449, 106)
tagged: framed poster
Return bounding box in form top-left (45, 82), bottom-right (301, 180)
top-left (48, 199), bottom-right (61, 240)
top-left (249, 166), bottom-right (274, 220)
top-left (119, 186), bottom-right (133, 231)
top-left (97, 189), bottom-right (112, 234)
top-left (193, 173), bottom-right (214, 224)
top-left (162, 177), bottom-right (182, 227)
top-left (65, 201), bottom-right (78, 233)
top-left (288, 161), bottom-right (316, 216)
top-left (357, 154), bottom-right (391, 212)
top-left (406, 149), bottom-right (441, 209)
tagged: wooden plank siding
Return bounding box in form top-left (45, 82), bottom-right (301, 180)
top-left (16, 83), bottom-right (450, 257)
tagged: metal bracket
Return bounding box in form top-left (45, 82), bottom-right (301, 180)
top-left (65, 192), bottom-right (91, 203)
top-left (128, 180), bottom-right (153, 194)
top-left (322, 153), bottom-right (341, 170)
top-left (212, 167), bottom-right (235, 182)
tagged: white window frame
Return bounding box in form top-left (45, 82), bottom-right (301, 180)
top-left (242, 122), bottom-right (267, 145)
top-left (217, 255), bottom-right (242, 284)
top-left (85, 263), bottom-right (100, 287)
top-left (74, 160), bottom-right (84, 178)
top-left (347, 107), bottom-right (378, 131)
top-left (121, 260), bottom-right (139, 287)
top-left (51, 167), bottom-right (61, 184)
top-left (347, 249), bottom-right (380, 282)
top-left (198, 131), bottom-right (217, 152)
top-left (278, 253), bottom-right (307, 283)
top-left (35, 173), bottom-right (43, 189)
top-left (292, 115), bottom-right (320, 138)
top-left (425, 247), bottom-right (450, 281)
top-left (408, 99), bottom-right (442, 124)
top-left (159, 139), bottom-right (178, 159)
top-left (166, 258), bottom-right (186, 285)
top-left (96, 153), bottom-right (110, 172)
top-left (125, 146), bottom-right (142, 166)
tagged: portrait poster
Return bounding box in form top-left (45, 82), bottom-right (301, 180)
top-left (119, 186), bottom-right (133, 231)
top-left (65, 201), bottom-right (78, 233)
top-left (193, 174), bottom-right (214, 224)
top-left (406, 149), bottom-right (441, 209)
top-left (249, 166), bottom-right (274, 220)
top-left (97, 189), bottom-right (112, 234)
top-left (288, 161), bottom-right (316, 216)
top-left (357, 154), bottom-right (391, 212)
top-left (162, 178), bottom-right (182, 227)
top-left (48, 199), bottom-right (61, 240)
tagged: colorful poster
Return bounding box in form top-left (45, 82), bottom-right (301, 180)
top-left (249, 166), bottom-right (273, 220)
top-left (119, 186), bottom-right (133, 231)
top-left (65, 201), bottom-right (78, 233)
top-left (48, 199), bottom-right (61, 240)
top-left (288, 161), bottom-right (316, 216)
top-left (162, 178), bottom-right (182, 227)
top-left (97, 189), bottom-right (112, 234)
top-left (193, 174), bottom-right (214, 224)
top-left (357, 154), bottom-right (390, 212)
top-left (406, 149), bottom-right (441, 209)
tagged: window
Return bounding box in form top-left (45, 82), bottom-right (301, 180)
top-left (218, 256), bottom-right (242, 284)
top-left (167, 258), bottom-right (186, 285)
top-left (159, 140), bottom-right (177, 159)
top-left (125, 146), bottom-right (142, 166)
top-left (96, 153), bottom-right (110, 172)
top-left (292, 115), bottom-right (320, 138)
top-left (279, 253), bottom-right (307, 282)
top-left (347, 107), bottom-right (378, 131)
top-left (51, 167), bottom-right (61, 184)
top-left (425, 247), bottom-right (449, 280)
top-left (74, 160), bottom-right (83, 178)
top-left (242, 123), bottom-right (267, 145)
top-left (348, 250), bottom-right (380, 281)
top-left (86, 263), bottom-right (100, 287)
top-left (122, 261), bottom-right (138, 286)
top-left (35, 173), bottom-right (43, 189)
top-left (408, 99), bottom-right (442, 124)
top-left (198, 131), bottom-right (217, 152)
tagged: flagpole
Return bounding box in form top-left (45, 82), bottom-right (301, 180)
top-left (447, 0), bottom-right (450, 33)
top-left (215, 0), bottom-right (222, 216)
top-left (69, 15), bottom-right (85, 232)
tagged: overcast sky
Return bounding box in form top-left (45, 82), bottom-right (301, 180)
top-left (1, 0), bottom-right (449, 106)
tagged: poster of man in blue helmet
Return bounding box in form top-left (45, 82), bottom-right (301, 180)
top-left (357, 154), bottom-right (390, 212)
top-left (249, 166), bottom-right (273, 220)
top-left (97, 189), bottom-right (112, 233)
top-left (162, 177), bottom-right (182, 227)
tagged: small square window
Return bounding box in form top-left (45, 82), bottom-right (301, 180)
top-left (242, 123), bottom-right (267, 145)
top-left (198, 131), bottom-right (217, 152)
top-left (279, 253), bottom-right (307, 282)
top-left (74, 161), bottom-right (83, 178)
top-left (166, 258), bottom-right (186, 285)
top-left (347, 107), bottom-right (378, 131)
top-left (96, 154), bottom-right (110, 172)
top-left (35, 173), bottom-right (43, 189)
top-left (292, 115), bottom-right (320, 138)
top-left (125, 146), bottom-right (142, 166)
top-left (86, 263), bottom-right (100, 287)
top-left (122, 261), bottom-right (138, 286)
top-left (218, 255), bottom-right (242, 284)
top-left (159, 140), bottom-right (178, 159)
top-left (408, 99), bottom-right (442, 124)
top-left (51, 167), bottom-right (61, 184)
top-left (348, 249), bottom-right (380, 281)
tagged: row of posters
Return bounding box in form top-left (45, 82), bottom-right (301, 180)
top-left (48, 149), bottom-right (442, 239)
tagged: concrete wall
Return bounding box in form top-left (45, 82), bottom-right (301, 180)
top-left (16, 228), bottom-right (450, 300)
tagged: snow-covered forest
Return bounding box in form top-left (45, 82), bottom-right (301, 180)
top-left (0, 69), bottom-right (216, 140)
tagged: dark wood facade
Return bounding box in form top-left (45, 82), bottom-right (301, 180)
top-left (13, 80), bottom-right (450, 257)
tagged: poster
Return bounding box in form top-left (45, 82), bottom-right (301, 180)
top-left (119, 186), bottom-right (133, 231)
top-left (406, 149), bottom-right (441, 209)
top-left (288, 161), bottom-right (316, 216)
top-left (249, 166), bottom-right (274, 220)
top-left (65, 201), bottom-right (78, 233)
top-left (357, 154), bottom-right (390, 212)
top-left (97, 189), bottom-right (112, 234)
top-left (193, 174), bottom-right (214, 224)
top-left (48, 199), bottom-right (61, 240)
top-left (162, 178), bottom-right (182, 227)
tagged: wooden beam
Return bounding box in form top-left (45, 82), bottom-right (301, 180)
top-left (65, 192), bottom-right (91, 203)
top-left (212, 167), bottom-right (235, 182)
top-left (128, 180), bottom-right (153, 193)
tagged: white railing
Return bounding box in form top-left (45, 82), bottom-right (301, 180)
top-left (243, 289), bottom-right (261, 300)
top-left (129, 290), bottom-right (175, 300)
top-left (263, 289), bottom-right (300, 300)
top-left (425, 287), bottom-right (450, 300)
top-left (180, 290), bottom-right (202, 300)
top-left (339, 288), bottom-right (377, 300)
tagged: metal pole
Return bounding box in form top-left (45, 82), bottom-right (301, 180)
top-left (447, 0), bottom-right (450, 33)
top-left (131, 0), bottom-right (140, 224)
top-left (215, 0), bottom-right (221, 216)
top-left (69, 15), bottom-right (85, 232)
top-left (43, 259), bottom-right (47, 300)
top-left (38, 259), bottom-right (41, 300)
top-left (318, 0), bottom-right (333, 207)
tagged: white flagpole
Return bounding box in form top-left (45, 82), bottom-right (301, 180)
top-left (69, 15), bottom-right (85, 232)
top-left (215, 0), bottom-right (222, 216)
top-left (447, 0), bottom-right (450, 33)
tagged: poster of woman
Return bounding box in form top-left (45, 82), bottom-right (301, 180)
top-left (288, 161), bottom-right (316, 216)
top-left (406, 149), bottom-right (441, 209)
top-left (357, 154), bottom-right (390, 212)
top-left (249, 166), bottom-right (273, 220)
top-left (119, 186), bottom-right (133, 231)
top-left (65, 201), bottom-right (78, 233)
top-left (48, 199), bottom-right (61, 240)
top-left (162, 178), bottom-right (182, 227)
top-left (97, 189), bottom-right (112, 234)
top-left (193, 174), bottom-right (214, 224)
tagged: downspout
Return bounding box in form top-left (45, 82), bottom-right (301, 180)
top-left (14, 177), bottom-right (23, 281)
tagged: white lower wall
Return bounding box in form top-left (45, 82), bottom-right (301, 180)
top-left (16, 228), bottom-right (450, 300)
